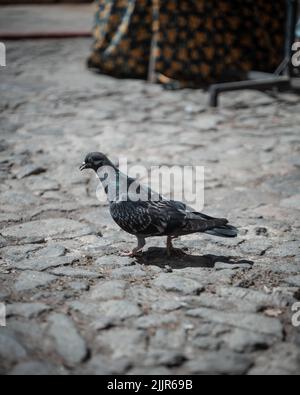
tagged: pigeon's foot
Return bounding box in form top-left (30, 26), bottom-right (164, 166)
top-left (120, 237), bottom-right (146, 258)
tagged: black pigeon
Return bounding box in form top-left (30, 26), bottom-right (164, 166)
top-left (80, 152), bottom-right (238, 256)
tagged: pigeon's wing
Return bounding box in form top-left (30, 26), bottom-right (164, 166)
top-left (109, 200), bottom-right (160, 236)
top-left (147, 200), bottom-right (187, 236)
top-left (110, 200), bottom-right (229, 237)
top-left (166, 201), bottom-right (238, 237)
top-left (165, 201), bottom-right (229, 234)
top-left (110, 200), bottom-right (186, 236)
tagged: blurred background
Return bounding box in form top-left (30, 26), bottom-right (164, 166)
top-left (1, 0), bottom-right (300, 88)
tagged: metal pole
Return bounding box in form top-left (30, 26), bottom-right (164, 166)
top-left (286, 0), bottom-right (298, 77)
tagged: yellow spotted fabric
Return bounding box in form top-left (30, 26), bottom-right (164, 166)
top-left (88, 0), bottom-right (286, 85)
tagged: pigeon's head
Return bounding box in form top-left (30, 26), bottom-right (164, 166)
top-left (80, 152), bottom-right (112, 172)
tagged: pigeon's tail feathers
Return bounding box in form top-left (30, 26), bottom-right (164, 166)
top-left (205, 224), bottom-right (238, 238)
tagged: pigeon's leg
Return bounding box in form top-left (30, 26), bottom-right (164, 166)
top-left (121, 237), bottom-right (146, 257)
top-left (166, 236), bottom-right (177, 256)
top-left (166, 236), bottom-right (185, 257)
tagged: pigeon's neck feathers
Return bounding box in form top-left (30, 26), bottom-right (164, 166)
top-left (97, 167), bottom-right (161, 203)
top-left (97, 166), bottom-right (131, 202)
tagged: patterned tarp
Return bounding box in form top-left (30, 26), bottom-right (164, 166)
top-left (88, 0), bottom-right (286, 86)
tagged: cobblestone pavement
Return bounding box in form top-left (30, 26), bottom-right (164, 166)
top-left (0, 38), bottom-right (300, 375)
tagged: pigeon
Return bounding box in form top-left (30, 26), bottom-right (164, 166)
top-left (80, 152), bottom-right (238, 256)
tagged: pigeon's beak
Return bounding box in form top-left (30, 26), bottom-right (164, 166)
top-left (79, 162), bottom-right (88, 171)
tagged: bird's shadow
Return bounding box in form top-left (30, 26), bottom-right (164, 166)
top-left (135, 247), bottom-right (254, 270)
